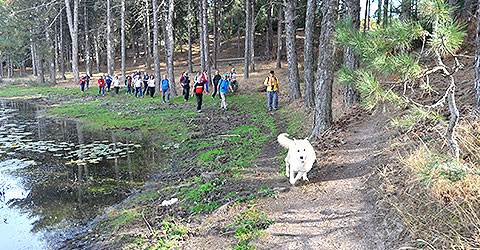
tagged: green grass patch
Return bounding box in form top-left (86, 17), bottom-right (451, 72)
top-left (227, 205), bottom-right (273, 250)
top-left (108, 208), bottom-right (140, 228)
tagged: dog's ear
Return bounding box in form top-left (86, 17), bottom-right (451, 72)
top-left (304, 137), bottom-right (309, 141)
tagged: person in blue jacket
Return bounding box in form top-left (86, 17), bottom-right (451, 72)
top-left (161, 74), bottom-right (170, 103)
top-left (218, 74), bottom-right (233, 110)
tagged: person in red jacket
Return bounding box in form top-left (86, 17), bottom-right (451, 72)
top-left (79, 76), bottom-right (85, 92)
top-left (98, 76), bottom-right (106, 96)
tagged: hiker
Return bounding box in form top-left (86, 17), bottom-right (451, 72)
top-left (201, 70), bottom-right (209, 93)
top-left (98, 76), bottom-right (106, 96)
top-left (192, 72), bottom-right (205, 112)
top-left (105, 74), bottom-right (112, 92)
top-left (125, 75), bottom-right (132, 95)
top-left (84, 74), bottom-right (90, 90)
top-left (134, 75), bottom-right (143, 98)
top-left (142, 72), bottom-right (150, 95)
top-left (161, 74), bottom-right (170, 103)
top-left (229, 68), bottom-right (238, 92)
top-left (218, 73), bottom-right (233, 110)
top-left (180, 72), bottom-right (191, 102)
top-left (212, 70), bottom-right (221, 99)
top-left (148, 75), bottom-right (156, 98)
top-left (113, 75), bottom-right (120, 95)
top-left (79, 76), bottom-right (85, 92)
top-left (264, 70), bottom-right (279, 111)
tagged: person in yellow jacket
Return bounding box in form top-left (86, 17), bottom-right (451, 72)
top-left (264, 70), bottom-right (279, 111)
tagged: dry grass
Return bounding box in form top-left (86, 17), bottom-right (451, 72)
top-left (381, 115), bottom-right (480, 249)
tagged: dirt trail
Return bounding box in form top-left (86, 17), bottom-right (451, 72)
top-left (253, 110), bottom-right (404, 250)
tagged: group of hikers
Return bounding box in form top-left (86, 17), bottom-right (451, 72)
top-left (78, 68), bottom-right (280, 112)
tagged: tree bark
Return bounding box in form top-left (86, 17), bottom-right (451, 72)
top-left (59, 15), bottom-right (66, 79)
top-left (121, 0), bottom-right (126, 87)
top-left (145, 0), bottom-right (152, 71)
top-left (94, 30), bottom-right (101, 73)
top-left (30, 31), bottom-right (37, 76)
top-left (474, 1), bottom-right (480, 114)
top-left (446, 84), bottom-right (460, 159)
top-left (166, 0), bottom-right (177, 95)
top-left (187, 0), bottom-right (193, 73)
top-left (46, 24), bottom-right (56, 84)
top-left (304, 0), bottom-right (316, 109)
top-left (84, 3), bottom-right (91, 76)
top-left (383, 0), bottom-right (389, 27)
top-left (106, 0), bottom-right (113, 75)
top-left (244, 0), bottom-right (251, 79)
top-left (153, 0), bottom-right (161, 88)
top-left (199, 3), bottom-right (205, 71)
top-left (202, 0), bottom-right (210, 79)
top-left (343, 0), bottom-right (360, 107)
top-left (276, 3), bottom-right (283, 69)
top-left (64, 0), bottom-right (79, 85)
top-left (265, 0), bottom-right (273, 60)
top-left (377, 0), bottom-right (382, 25)
top-left (213, 0), bottom-right (218, 69)
top-left (284, 0), bottom-right (301, 101)
top-left (311, 0), bottom-right (338, 137)
top-left (250, 0), bottom-right (255, 72)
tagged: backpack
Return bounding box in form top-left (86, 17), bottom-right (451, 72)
top-left (195, 82), bottom-right (204, 93)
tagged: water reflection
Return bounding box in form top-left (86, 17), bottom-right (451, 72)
top-left (0, 99), bottom-right (163, 249)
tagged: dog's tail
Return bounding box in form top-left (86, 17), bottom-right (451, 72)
top-left (277, 133), bottom-right (292, 149)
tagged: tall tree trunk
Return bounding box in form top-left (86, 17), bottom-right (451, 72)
top-left (343, 0), bottom-right (360, 107)
top-left (7, 55), bottom-right (13, 78)
top-left (199, 4), bottom-right (205, 71)
top-left (276, 3), bottom-right (283, 69)
top-left (284, 0), bottom-right (301, 101)
top-left (84, 3), bottom-right (91, 76)
top-left (30, 36), bottom-right (37, 76)
top-left (145, 0), bottom-right (152, 71)
top-left (474, 1), bottom-right (480, 114)
top-left (213, 0), bottom-right (218, 69)
top-left (107, 0), bottom-right (113, 75)
top-left (153, 0), bottom-right (161, 88)
top-left (377, 0), bottom-right (382, 25)
top-left (187, 0), bottom-right (193, 73)
top-left (54, 23), bottom-right (59, 77)
top-left (166, 0), bottom-right (177, 95)
top-left (46, 24), bottom-right (56, 84)
top-left (250, 0), bottom-right (255, 72)
top-left (383, 0), bottom-right (389, 27)
top-left (64, 0), bottom-right (79, 85)
top-left (244, 0), bottom-right (251, 79)
top-left (37, 50), bottom-right (45, 84)
top-left (94, 31), bottom-right (101, 73)
top-left (363, 0), bottom-right (369, 31)
top-left (304, 0), bottom-right (316, 108)
top-left (311, 0), bottom-right (338, 137)
top-left (0, 58), bottom-right (3, 79)
top-left (265, 0), bottom-right (273, 60)
top-left (59, 15), bottom-right (66, 79)
top-left (121, 0), bottom-right (126, 87)
top-left (202, 0), bottom-right (211, 82)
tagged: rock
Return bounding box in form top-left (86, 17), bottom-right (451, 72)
top-left (160, 198), bottom-right (178, 206)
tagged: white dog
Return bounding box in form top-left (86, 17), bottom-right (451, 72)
top-left (277, 133), bottom-right (316, 185)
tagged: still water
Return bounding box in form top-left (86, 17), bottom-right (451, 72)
top-left (0, 99), bottom-right (162, 249)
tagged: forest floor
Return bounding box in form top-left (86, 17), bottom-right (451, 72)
top-left (0, 55), bottom-right (409, 249)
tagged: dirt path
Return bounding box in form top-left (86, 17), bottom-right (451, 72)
top-left (253, 110), bottom-right (404, 250)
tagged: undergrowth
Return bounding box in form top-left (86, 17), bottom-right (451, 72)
top-left (384, 117), bottom-right (480, 249)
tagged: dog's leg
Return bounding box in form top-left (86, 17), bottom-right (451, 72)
top-left (285, 157), bottom-right (290, 177)
top-left (291, 171), bottom-right (303, 185)
top-left (302, 172), bottom-right (309, 181)
top-left (289, 168), bottom-right (296, 185)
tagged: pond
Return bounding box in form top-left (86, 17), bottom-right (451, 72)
top-left (0, 99), bottom-right (163, 249)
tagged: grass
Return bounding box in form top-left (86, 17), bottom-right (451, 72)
top-left (128, 217), bottom-right (187, 250)
top-left (180, 177), bottom-right (224, 215)
top-left (383, 117), bottom-right (480, 249)
top-left (227, 205), bottom-right (273, 250)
